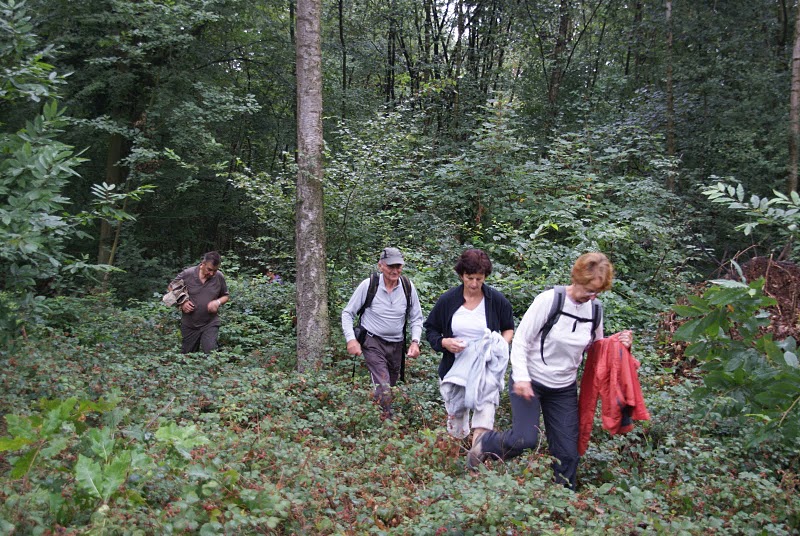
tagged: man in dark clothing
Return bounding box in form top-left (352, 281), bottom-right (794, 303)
top-left (169, 251), bottom-right (230, 353)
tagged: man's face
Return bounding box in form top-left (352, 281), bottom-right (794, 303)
top-left (200, 261), bottom-right (219, 279)
top-left (379, 261), bottom-right (403, 285)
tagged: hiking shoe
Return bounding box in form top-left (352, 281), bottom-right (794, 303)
top-left (466, 435), bottom-right (486, 470)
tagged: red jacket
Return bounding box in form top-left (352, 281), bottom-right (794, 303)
top-left (578, 334), bottom-right (650, 455)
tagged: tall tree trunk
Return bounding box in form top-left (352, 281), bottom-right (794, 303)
top-left (97, 132), bottom-right (125, 265)
top-left (545, 0), bottom-right (571, 133)
top-left (452, 0), bottom-right (464, 133)
top-left (624, 0), bottom-right (643, 83)
top-left (295, 0), bottom-right (330, 371)
top-left (789, 1), bottom-right (800, 193)
top-left (386, 0), bottom-right (397, 104)
top-left (549, 0), bottom-right (571, 106)
top-left (339, 0), bottom-right (347, 119)
top-left (665, 0), bottom-right (676, 191)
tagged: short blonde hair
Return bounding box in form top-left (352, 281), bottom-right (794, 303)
top-left (570, 252), bottom-right (614, 291)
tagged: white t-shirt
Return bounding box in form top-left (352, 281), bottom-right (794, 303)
top-left (451, 298), bottom-right (487, 357)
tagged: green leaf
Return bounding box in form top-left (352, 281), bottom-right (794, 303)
top-left (723, 352), bottom-right (745, 372)
top-left (674, 317), bottom-right (705, 341)
top-left (672, 304), bottom-right (704, 317)
top-left (86, 427), bottom-right (115, 462)
top-left (40, 435), bottom-right (69, 459)
top-left (75, 454), bottom-right (104, 500)
top-left (100, 451), bottom-right (131, 502)
top-left (0, 436), bottom-right (32, 452)
top-left (5, 414), bottom-right (35, 439)
top-left (10, 449), bottom-right (37, 479)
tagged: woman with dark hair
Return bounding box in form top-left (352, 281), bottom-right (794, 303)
top-left (424, 249), bottom-right (515, 451)
top-left (467, 252), bottom-right (633, 489)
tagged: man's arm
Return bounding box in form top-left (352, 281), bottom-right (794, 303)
top-left (208, 294), bottom-right (229, 313)
top-left (341, 279), bottom-right (370, 342)
top-left (408, 284), bottom-right (424, 343)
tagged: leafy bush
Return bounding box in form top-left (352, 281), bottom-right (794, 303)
top-left (703, 180), bottom-right (800, 260)
top-left (674, 275), bottom-right (800, 447)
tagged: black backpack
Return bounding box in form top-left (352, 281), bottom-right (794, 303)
top-left (354, 273), bottom-right (413, 381)
top-left (538, 285), bottom-right (603, 365)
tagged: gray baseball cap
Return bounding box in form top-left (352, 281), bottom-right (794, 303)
top-left (380, 247), bottom-right (405, 265)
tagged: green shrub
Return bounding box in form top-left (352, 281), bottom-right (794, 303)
top-left (673, 275), bottom-right (800, 447)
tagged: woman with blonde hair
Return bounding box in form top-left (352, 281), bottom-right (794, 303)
top-left (468, 252), bottom-right (632, 489)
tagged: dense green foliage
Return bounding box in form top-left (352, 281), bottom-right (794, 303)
top-left (2, 0), bottom-right (800, 532)
top-left (674, 275), bottom-right (800, 447)
top-left (2, 292), bottom-right (799, 534)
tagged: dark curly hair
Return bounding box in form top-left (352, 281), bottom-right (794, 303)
top-left (454, 248), bottom-right (492, 276)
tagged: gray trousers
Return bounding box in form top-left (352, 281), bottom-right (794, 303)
top-left (479, 379), bottom-right (580, 489)
top-left (362, 333), bottom-right (403, 413)
top-left (181, 324), bottom-right (219, 354)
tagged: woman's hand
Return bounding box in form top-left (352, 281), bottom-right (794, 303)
top-left (617, 330), bottom-right (633, 349)
top-left (442, 338), bottom-right (467, 353)
top-left (512, 381), bottom-right (536, 401)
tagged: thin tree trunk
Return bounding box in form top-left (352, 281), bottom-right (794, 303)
top-left (789, 1), bottom-right (800, 193)
top-left (295, 0), bottom-right (330, 371)
top-left (339, 0), bottom-right (347, 119)
top-left (98, 132), bottom-right (125, 265)
top-left (386, 0), bottom-right (397, 104)
top-left (453, 0), bottom-right (464, 133)
top-left (550, 0), bottom-right (571, 106)
top-left (665, 0), bottom-right (676, 191)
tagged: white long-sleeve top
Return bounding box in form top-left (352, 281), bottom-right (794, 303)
top-left (510, 288), bottom-right (603, 389)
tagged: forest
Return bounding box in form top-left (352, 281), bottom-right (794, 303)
top-left (1, 0), bottom-right (800, 533)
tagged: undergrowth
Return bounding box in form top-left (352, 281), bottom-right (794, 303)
top-left (0, 295), bottom-right (798, 535)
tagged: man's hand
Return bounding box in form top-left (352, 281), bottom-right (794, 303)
top-left (406, 341), bottom-right (420, 358)
top-left (181, 300), bottom-right (195, 314)
top-left (512, 380), bottom-right (536, 401)
top-left (208, 299), bottom-right (221, 314)
top-left (346, 339), bottom-right (362, 356)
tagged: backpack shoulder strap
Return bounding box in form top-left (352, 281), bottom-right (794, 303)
top-left (356, 273), bottom-right (380, 317)
top-left (539, 285), bottom-right (566, 364)
top-left (590, 299), bottom-right (603, 343)
top-left (400, 275), bottom-right (412, 317)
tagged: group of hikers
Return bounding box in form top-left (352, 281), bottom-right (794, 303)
top-left (167, 248), bottom-right (642, 489)
top-left (341, 247), bottom-right (637, 489)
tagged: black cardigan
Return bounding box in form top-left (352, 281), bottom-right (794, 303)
top-left (424, 283), bottom-right (515, 379)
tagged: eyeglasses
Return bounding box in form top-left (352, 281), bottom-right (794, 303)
top-left (581, 285), bottom-right (602, 297)
top-left (386, 264), bottom-right (402, 270)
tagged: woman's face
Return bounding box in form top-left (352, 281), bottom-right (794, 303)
top-left (572, 277), bottom-right (605, 303)
top-left (461, 273), bottom-right (486, 294)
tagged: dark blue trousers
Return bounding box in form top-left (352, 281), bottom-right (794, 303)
top-left (480, 379), bottom-right (580, 489)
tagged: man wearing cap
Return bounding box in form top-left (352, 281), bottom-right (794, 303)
top-left (341, 247), bottom-right (424, 419)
